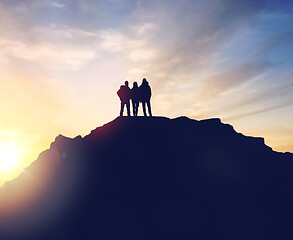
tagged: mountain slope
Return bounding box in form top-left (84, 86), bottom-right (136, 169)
top-left (0, 116), bottom-right (292, 240)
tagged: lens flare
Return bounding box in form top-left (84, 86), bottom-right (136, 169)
top-left (0, 142), bottom-right (19, 172)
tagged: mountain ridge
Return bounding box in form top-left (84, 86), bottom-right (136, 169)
top-left (52, 116), bottom-right (270, 151)
top-left (0, 116), bottom-right (292, 240)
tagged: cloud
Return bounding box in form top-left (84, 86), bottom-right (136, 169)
top-left (224, 99), bottom-right (293, 121)
top-left (0, 21), bottom-right (151, 71)
top-left (26, 25), bottom-right (157, 65)
top-left (198, 63), bottom-right (271, 101)
top-left (223, 77), bottom-right (293, 111)
top-left (132, 22), bottom-right (158, 36)
top-left (218, 73), bottom-right (293, 121)
top-left (1, 0), bottom-right (276, 82)
top-left (0, 38), bottom-right (95, 70)
top-left (50, 2), bottom-right (65, 8)
top-left (129, 48), bottom-right (156, 62)
top-left (127, 68), bottom-right (147, 76)
top-left (98, 30), bottom-right (144, 53)
top-left (127, 0), bottom-right (291, 95)
top-left (1, 0), bottom-right (291, 108)
top-left (0, 1), bottom-right (292, 113)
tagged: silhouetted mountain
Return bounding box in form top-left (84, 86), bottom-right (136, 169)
top-left (0, 117), bottom-right (293, 240)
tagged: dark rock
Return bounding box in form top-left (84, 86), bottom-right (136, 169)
top-left (0, 117), bottom-right (292, 240)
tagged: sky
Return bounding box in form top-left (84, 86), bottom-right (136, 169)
top-left (0, 0), bottom-right (293, 185)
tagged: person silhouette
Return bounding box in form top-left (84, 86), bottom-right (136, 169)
top-left (139, 78), bottom-right (152, 117)
top-left (117, 81), bottom-right (131, 116)
top-left (131, 82), bottom-right (139, 116)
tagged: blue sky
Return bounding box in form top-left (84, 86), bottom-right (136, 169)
top-left (0, 0), bottom-right (293, 183)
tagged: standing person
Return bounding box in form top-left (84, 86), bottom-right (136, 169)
top-left (139, 78), bottom-right (152, 117)
top-left (131, 82), bottom-right (140, 116)
top-left (117, 81), bottom-right (131, 116)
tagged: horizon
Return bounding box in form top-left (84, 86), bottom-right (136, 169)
top-left (1, 0), bottom-right (293, 185)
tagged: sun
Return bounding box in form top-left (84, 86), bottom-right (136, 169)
top-left (0, 142), bottom-right (19, 171)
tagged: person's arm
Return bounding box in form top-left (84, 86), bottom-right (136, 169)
top-left (148, 86), bottom-right (152, 98)
top-left (117, 87), bottom-right (122, 98)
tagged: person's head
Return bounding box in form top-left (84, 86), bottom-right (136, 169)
top-left (125, 81), bottom-right (129, 87)
top-left (133, 82), bottom-right (138, 88)
top-left (142, 78), bottom-right (148, 85)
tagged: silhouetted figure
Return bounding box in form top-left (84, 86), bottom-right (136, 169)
top-left (117, 81), bottom-right (131, 116)
top-left (131, 82), bottom-right (139, 116)
top-left (139, 78), bottom-right (152, 116)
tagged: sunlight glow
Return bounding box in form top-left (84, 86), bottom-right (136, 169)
top-left (0, 142), bottom-right (19, 172)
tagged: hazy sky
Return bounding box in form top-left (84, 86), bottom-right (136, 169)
top-left (0, 0), bottom-right (293, 183)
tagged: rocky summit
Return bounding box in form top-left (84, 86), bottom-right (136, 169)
top-left (0, 117), bottom-right (292, 240)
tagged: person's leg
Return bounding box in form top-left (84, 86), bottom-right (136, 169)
top-left (126, 101), bottom-right (130, 116)
top-left (142, 102), bottom-right (147, 116)
top-left (120, 102), bottom-right (124, 116)
top-left (134, 101), bottom-right (138, 116)
top-left (147, 101), bottom-right (152, 117)
top-left (132, 100), bottom-right (135, 116)
top-left (137, 101), bottom-right (139, 116)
